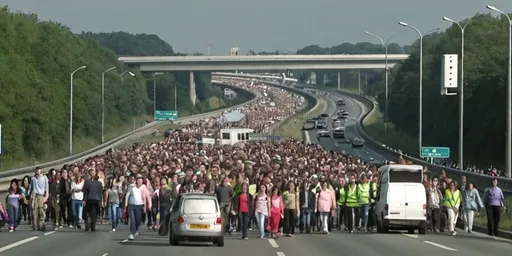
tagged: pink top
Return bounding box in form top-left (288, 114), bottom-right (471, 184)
top-left (254, 193), bottom-right (268, 216)
top-left (317, 189), bottom-right (335, 213)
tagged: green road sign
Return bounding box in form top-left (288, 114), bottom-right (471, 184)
top-left (421, 147), bottom-right (450, 158)
top-left (154, 110), bottom-right (178, 121)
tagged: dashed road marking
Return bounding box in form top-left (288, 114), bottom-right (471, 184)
top-left (423, 241), bottom-right (458, 251)
top-left (121, 239), bottom-right (128, 243)
top-left (276, 252), bottom-right (286, 256)
top-left (268, 238), bottom-right (279, 248)
top-left (102, 253), bottom-right (109, 256)
top-left (401, 233), bottom-right (418, 239)
top-left (0, 236), bottom-right (39, 253)
top-left (44, 231), bottom-right (56, 236)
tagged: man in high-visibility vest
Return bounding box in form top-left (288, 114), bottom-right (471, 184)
top-left (443, 181), bottom-right (462, 236)
top-left (357, 175), bottom-right (371, 232)
top-left (344, 175), bottom-right (359, 233)
top-left (335, 178), bottom-right (347, 230)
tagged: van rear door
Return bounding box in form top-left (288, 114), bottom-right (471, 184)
top-left (387, 184), bottom-right (407, 219)
top-left (404, 184), bottom-right (426, 220)
top-left (182, 198), bottom-right (219, 231)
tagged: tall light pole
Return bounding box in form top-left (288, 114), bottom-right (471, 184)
top-left (487, 5), bottom-right (512, 178)
top-left (101, 66), bottom-right (117, 143)
top-left (442, 17), bottom-right (471, 172)
top-left (121, 70), bottom-right (135, 85)
top-left (364, 31), bottom-right (389, 134)
top-left (69, 65), bottom-right (87, 155)
top-left (153, 72), bottom-right (164, 116)
top-left (398, 21), bottom-right (424, 157)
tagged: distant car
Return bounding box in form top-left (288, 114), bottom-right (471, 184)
top-left (351, 138), bottom-right (364, 148)
top-left (337, 100), bottom-right (345, 106)
top-left (303, 121), bottom-right (315, 130)
top-left (341, 115), bottom-right (349, 120)
top-left (168, 193), bottom-right (224, 247)
top-left (336, 112), bottom-right (345, 117)
top-left (317, 130), bottom-right (331, 138)
top-left (342, 112), bottom-right (349, 116)
top-left (332, 120), bottom-right (343, 129)
top-left (333, 127), bottom-right (345, 138)
top-left (316, 120), bottom-right (328, 129)
top-left (320, 113), bottom-right (329, 118)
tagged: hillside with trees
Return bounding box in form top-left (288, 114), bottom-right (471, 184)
top-left (0, 7), bottom-right (242, 171)
top-left (376, 14), bottom-right (509, 168)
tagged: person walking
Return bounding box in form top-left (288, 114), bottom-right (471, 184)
top-left (315, 181), bottom-right (335, 234)
top-left (268, 186), bottom-right (284, 238)
top-left (124, 176), bottom-right (151, 240)
top-left (461, 182), bottom-right (483, 233)
top-left (30, 167), bottom-right (49, 231)
top-left (83, 175), bottom-right (103, 232)
top-left (427, 176), bottom-right (443, 232)
top-left (215, 177), bottom-right (233, 233)
top-left (483, 178), bottom-right (505, 236)
top-left (253, 183), bottom-right (269, 238)
top-left (443, 181), bottom-right (461, 236)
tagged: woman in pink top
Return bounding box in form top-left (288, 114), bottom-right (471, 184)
top-left (315, 181), bottom-right (335, 234)
top-left (253, 183), bottom-right (270, 238)
top-left (268, 186), bottom-right (284, 238)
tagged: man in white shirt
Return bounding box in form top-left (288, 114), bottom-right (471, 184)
top-left (30, 167), bottom-right (49, 231)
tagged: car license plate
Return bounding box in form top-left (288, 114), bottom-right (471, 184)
top-left (389, 220), bottom-right (410, 225)
top-left (190, 224), bottom-right (210, 229)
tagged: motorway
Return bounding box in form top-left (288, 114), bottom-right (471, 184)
top-left (0, 219), bottom-right (510, 256)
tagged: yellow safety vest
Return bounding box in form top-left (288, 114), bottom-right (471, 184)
top-left (370, 182), bottom-right (377, 203)
top-left (443, 189), bottom-right (461, 208)
top-left (337, 186), bottom-right (346, 206)
top-left (357, 183), bottom-right (370, 205)
top-left (345, 185), bottom-right (358, 207)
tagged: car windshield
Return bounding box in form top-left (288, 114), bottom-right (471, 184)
top-left (182, 198), bottom-right (218, 214)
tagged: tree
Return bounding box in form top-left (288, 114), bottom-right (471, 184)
top-left (382, 14), bottom-right (509, 167)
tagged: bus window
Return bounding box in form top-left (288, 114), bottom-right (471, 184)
top-left (245, 133), bottom-right (249, 140)
top-left (222, 133), bottom-right (230, 140)
top-left (238, 133), bottom-right (241, 140)
top-left (241, 133), bottom-right (245, 140)
top-left (388, 168), bottom-right (422, 183)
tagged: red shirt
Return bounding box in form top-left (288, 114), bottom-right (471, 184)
top-left (239, 193), bottom-right (249, 213)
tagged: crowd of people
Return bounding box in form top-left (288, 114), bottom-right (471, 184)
top-left (0, 77), bottom-right (506, 241)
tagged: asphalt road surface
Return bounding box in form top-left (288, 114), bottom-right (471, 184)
top-left (0, 221), bottom-right (510, 256)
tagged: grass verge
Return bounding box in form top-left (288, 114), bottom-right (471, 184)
top-left (474, 197), bottom-right (512, 231)
top-left (274, 98), bottom-right (326, 139)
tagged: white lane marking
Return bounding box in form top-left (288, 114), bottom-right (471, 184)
top-left (423, 241), bottom-right (458, 251)
top-left (0, 236), bottom-right (39, 253)
top-left (102, 254), bottom-right (109, 256)
top-left (44, 231), bottom-right (56, 236)
top-left (276, 252), bottom-right (286, 256)
top-left (121, 239), bottom-right (128, 243)
top-left (268, 238), bottom-right (279, 248)
top-left (304, 130), bottom-right (311, 143)
top-left (401, 233), bottom-right (418, 239)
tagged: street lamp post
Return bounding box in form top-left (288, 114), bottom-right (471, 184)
top-left (120, 70), bottom-right (135, 85)
top-left (487, 5), bottom-right (512, 178)
top-left (69, 65), bottom-right (87, 155)
top-left (153, 72), bottom-right (164, 116)
top-left (398, 21), bottom-right (424, 157)
top-left (364, 31), bottom-right (389, 134)
top-left (101, 66), bottom-right (117, 143)
top-left (442, 17), bottom-right (471, 172)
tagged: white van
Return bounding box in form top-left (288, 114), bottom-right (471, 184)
top-left (374, 164), bottom-right (427, 234)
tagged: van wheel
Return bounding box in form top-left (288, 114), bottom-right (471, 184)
top-left (407, 228), bottom-right (415, 234)
top-left (217, 236), bottom-right (225, 247)
top-left (419, 226), bottom-right (427, 235)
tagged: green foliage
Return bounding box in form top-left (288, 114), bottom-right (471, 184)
top-left (380, 14), bottom-right (509, 167)
top-left (80, 31), bottom-right (175, 56)
top-left (0, 7), bottom-right (149, 167)
top-left (295, 42), bottom-right (404, 93)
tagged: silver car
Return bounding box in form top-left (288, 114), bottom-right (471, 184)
top-left (168, 193), bottom-right (224, 246)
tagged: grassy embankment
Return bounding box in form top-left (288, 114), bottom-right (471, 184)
top-left (274, 97), bottom-right (326, 139)
top-left (359, 93), bottom-right (512, 231)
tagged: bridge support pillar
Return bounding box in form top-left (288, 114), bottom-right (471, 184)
top-left (189, 71), bottom-right (197, 106)
top-left (315, 71), bottom-right (325, 86)
top-left (337, 72), bottom-right (341, 90)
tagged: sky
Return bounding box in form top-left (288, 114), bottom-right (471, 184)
top-left (3, 0), bottom-right (512, 54)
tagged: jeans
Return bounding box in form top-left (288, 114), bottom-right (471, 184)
top-left (462, 209), bottom-right (475, 231)
top-left (159, 204), bottom-right (171, 226)
top-left (128, 204), bottom-right (143, 234)
top-left (7, 205), bottom-right (18, 227)
top-left (109, 203), bottom-right (120, 229)
top-left (320, 212), bottom-right (329, 232)
top-left (71, 199), bottom-right (83, 225)
top-left (360, 204), bottom-right (369, 229)
top-left (255, 212), bottom-right (267, 237)
top-left (239, 212), bottom-right (249, 238)
top-left (301, 208), bottom-right (311, 229)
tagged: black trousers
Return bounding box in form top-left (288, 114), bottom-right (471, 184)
top-left (486, 206), bottom-right (501, 236)
top-left (85, 199), bottom-right (100, 231)
top-left (429, 208), bottom-right (441, 231)
top-left (283, 208), bottom-right (296, 235)
top-left (345, 206), bottom-right (357, 231)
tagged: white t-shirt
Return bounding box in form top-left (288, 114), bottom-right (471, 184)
top-left (71, 181), bottom-right (84, 200)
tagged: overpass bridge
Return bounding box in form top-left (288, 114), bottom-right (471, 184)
top-left (118, 54), bottom-right (409, 108)
top-left (118, 54), bottom-right (409, 72)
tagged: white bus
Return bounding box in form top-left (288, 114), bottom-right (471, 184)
top-left (219, 128), bottom-right (254, 145)
top-left (374, 164), bottom-right (427, 235)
